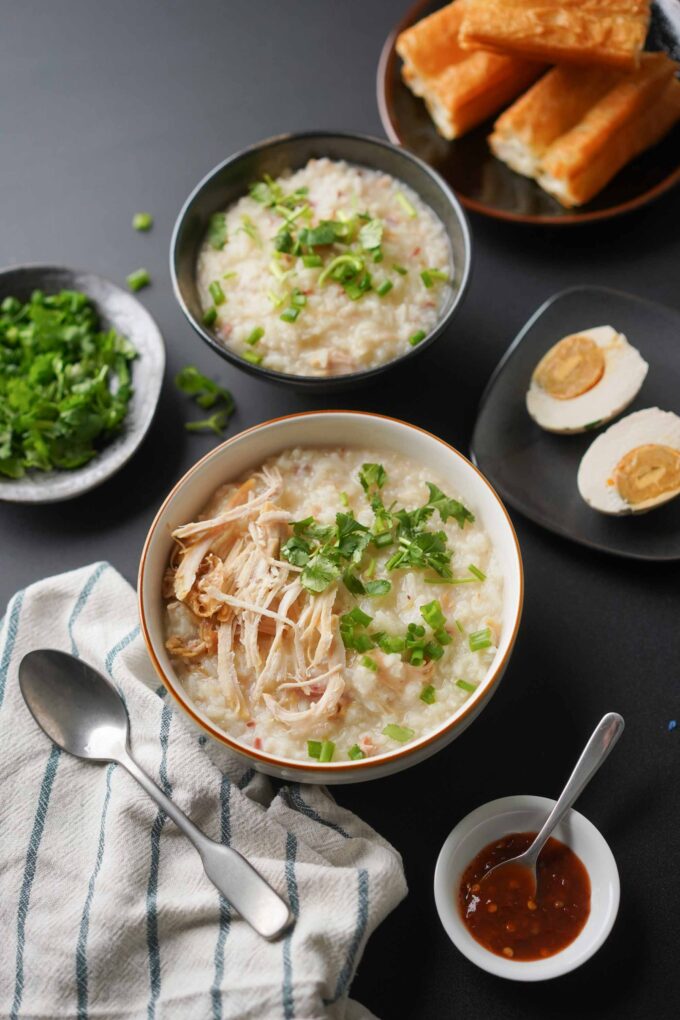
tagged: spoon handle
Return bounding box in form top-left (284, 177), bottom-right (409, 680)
top-left (119, 749), bottom-right (292, 940)
top-left (527, 712), bottom-right (625, 864)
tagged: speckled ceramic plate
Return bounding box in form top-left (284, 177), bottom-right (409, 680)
top-left (470, 286), bottom-right (680, 561)
top-left (377, 0), bottom-right (680, 226)
top-left (0, 265), bottom-right (165, 503)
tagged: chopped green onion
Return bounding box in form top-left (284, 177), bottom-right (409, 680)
top-left (420, 599), bottom-right (446, 630)
top-left (126, 268), bottom-right (150, 292)
top-left (267, 290), bottom-right (285, 307)
top-left (434, 627), bottom-right (452, 646)
top-left (307, 740), bottom-right (322, 759)
top-left (245, 326), bottom-right (264, 346)
top-left (345, 607), bottom-right (372, 628)
top-left (243, 350), bottom-right (263, 365)
top-left (364, 557), bottom-right (376, 579)
top-left (339, 491), bottom-right (349, 507)
top-left (377, 633), bottom-right (406, 654)
top-left (392, 264), bottom-right (408, 275)
top-left (239, 215), bottom-right (259, 243)
top-left (395, 191), bottom-right (417, 218)
top-left (202, 306), bottom-right (217, 326)
top-left (291, 291), bottom-right (307, 308)
top-left (420, 684), bottom-right (436, 704)
top-left (421, 268), bottom-right (448, 288)
top-left (469, 627), bottom-right (492, 652)
top-left (377, 280), bottom-right (393, 297)
top-left (348, 744), bottom-right (365, 760)
top-left (372, 249), bottom-right (384, 263)
top-left (409, 329), bottom-right (426, 346)
top-left (361, 655), bottom-right (378, 672)
top-left (209, 280), bottom-right (225, 305)
top-left (373, 531), bottom-right (393, 548)
top-left (424, 640), bottom-right (444, 661)
top-left (302, 254), bottom-right (323, 268)
top-left (223, 271), bottom-right (237, 281)
top-left (318, 254), bottom-right (363, 287)
top-left (132, 212), bottom-right (153, 231)
top-left (207, 212), bottom-right (227, 250)
top-left (383, 723), bottom-right (415, 743)
top-left (269, 259), bottom-right (289, 280)
top-left (319, 739), bottom-right (335, 763)
top-left (280, 306), bottom-right (300, 323)
top-left (456, 678), bottom-right (477, 693)
top-left (468, 564), bottom-right (486, 581)
top-left (455, 619), bottom-right (464, 634)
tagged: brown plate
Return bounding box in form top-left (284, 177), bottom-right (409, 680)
top-left (377, 0), bottom-right (680, 226)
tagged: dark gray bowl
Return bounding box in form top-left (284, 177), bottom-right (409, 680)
top-left (0, 264), bottom-right (165, 503)
top-left (171, 131), bottom-right (472, 392)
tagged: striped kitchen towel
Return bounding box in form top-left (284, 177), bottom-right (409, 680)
top-left (0, 563), bottom-right (407, 1020)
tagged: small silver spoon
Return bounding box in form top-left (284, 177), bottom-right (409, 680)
top-left (481, 712), bottom-right (625, 895)
top-left (19, 649), bottom-right (293, 941)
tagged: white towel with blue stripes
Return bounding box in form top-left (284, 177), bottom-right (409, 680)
top-left (0, 563), bottom-right (407, 1020)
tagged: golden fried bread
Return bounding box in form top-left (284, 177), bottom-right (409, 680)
top-left (489, 65), bottom-right (624, 177)
top-left (460, 0), bottom-right (651, 71)
top-left (539, 63), bottom-right (680, 206)
top-left (397, 0), bottom-right (544, 139)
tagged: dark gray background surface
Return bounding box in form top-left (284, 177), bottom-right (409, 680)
top-left (2, 3), bottom-right (679, 1018)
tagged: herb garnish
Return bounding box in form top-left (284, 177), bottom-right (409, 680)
top-left (175, 365), bottom-right (235, 435)
top-left (0, 290), bottom-right (136, 477)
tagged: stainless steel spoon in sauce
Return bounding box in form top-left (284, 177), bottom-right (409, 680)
top-left (19, 649), bottom-right (293, 941)
top-left (480, 712), bottom-right (625, 896)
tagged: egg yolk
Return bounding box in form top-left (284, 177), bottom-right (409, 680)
top-left (615, 444), bottom-right (680, 507)
top-left (533, 334), bottom-right (605, 400)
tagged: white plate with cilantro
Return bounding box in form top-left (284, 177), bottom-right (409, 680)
top-left (0, 265), bottom-right (165, 503)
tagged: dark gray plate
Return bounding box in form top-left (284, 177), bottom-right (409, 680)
top-left (0, 265), bottom-right (165, 503)
top-left (470, 286), bottom-right (680, 561)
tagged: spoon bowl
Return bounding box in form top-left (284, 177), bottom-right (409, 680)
top-left (19, 648), bottom-right (293, 940)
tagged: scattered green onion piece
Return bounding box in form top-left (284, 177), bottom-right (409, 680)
top-left (307, 740), bottom-right (322, 759)
top-left (339, 491), bottom-right (349, 507)
top-left (392, 264), bottom-right (408, 275)
top-left (395, 191), bottom-right (417, 218)
top-left (267, 290), bottom-right (285, 307)
top-left (348, 744), bottom-right (365, 760)
top-left (421, 268), bottom-right (448, 288)
top-left (383, 723), bottom-right (415, 743)
top-left (409, 330), bottom-right (426, 346)
top-left (209, 280), bottom-right (226, 305)
top-left (469, 627), bottom-right (492, 652)
top-left (269, 259), bottom-right (288, 280)
top-left (126, 268), bottom-right (150, 292)
top-left (373, 531), bottom-right (393, 548)
top-left (202, 306), bottom-right (217, 326)
top-left (372, 249), bottom-right (384, 263)
top-left (455, 619), bottom-right (464, 634)
top-left (377, 280), bottom-right (393, 297)
top-left (420, 684), bottom-right (436, 704)
top-left (420, 599), bottom-right (446, 630)
top-left (207, 212), bottom-right (227, 250)
top-left (377, 633), bottom-right (406, 654)
top-left (223, 271), bottom-right (237, 281)
top-left (468, 564), bottom-right (486, 581)
top-left (302, 254), bottom-right (323, 268)
top-left (346, 607), bottom-right (372, 627)
top-left (434, 627), bottom-right (452, 646)
top-left (361, 655), bottom-right (378, 672)
top-left (245, 326), bottom-right (264, 346)
top-left (456, 678), bottom-right (477, 693)
top-left (291, 291), bottom-right (307, 308)
top-left (243, 350), bottom-right (263, 365)
top-left (364, 557), bottom-right (376, 579)
top-left (280, 306), bottom-right (300, 323)
top-left (132, 212), bottom-right (153, 231)
top-left (319, 739), bottom-right (335, 763)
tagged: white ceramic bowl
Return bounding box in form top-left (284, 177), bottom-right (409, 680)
top-left (434, 795), bottom-right (620, 980)
top-left (138, 411), bottom-right (523, 783)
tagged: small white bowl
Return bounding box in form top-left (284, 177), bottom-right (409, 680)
top-left (434, 795), bottom-right (620, 981)
top-left (139, 411), bottom-right (523, 783)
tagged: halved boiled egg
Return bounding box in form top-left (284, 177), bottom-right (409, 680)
top-left (526, 326), bottom-right (648, 433)
top-left (578, 408), bottom-right (680, 515)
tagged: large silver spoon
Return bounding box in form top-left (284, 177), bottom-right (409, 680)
top-left (19, 649), bottom-right (292, 940)
top-left (481, 712), bottom-right (625, 896)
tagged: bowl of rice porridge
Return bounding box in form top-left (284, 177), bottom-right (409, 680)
top-left (171, 132), bottom-right (471, 390)
top-left (139, 412), bottom-right (522, 783)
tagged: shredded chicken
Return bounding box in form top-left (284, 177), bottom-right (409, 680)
top-left (164, 466), bottom-right (349, 735)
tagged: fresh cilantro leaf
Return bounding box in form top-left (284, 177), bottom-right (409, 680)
top-left (359, 463), bottom-right (387, 495)
top-left (302, 553), bottom-right (341, 593)
top-left (425, 482), bottom-right (475, 528)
